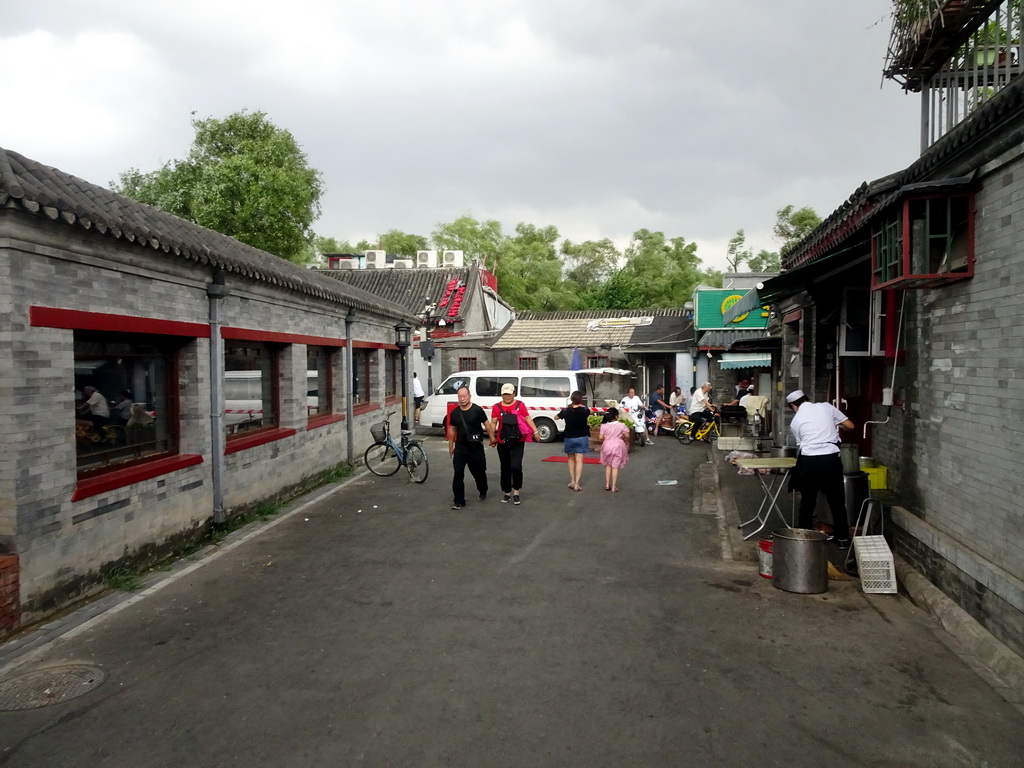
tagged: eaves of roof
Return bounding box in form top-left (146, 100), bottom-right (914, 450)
top-left (317, 266), bottom-right (472, 317)
top-left (0, 147), bottom-right (414, 321)
top-left (783, 72), bottom-right (1024, 271)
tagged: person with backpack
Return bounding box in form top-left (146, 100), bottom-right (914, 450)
top-left (490, 383), bottom-right (539, 505)
top-left (448, 386), bottom-right (496, 510)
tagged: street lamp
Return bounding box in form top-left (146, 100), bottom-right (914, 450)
top-left (395, 321), bottom-right (412, 431)
top-left (420, 299), bottom-right (438, 393)
top-left (689, 343), bottom-right (699, 391)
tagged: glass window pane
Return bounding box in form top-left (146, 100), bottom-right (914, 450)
top-left (225, 342), bottom-right (276, 434)
top-left (476, 376), bottom-right (518, 397)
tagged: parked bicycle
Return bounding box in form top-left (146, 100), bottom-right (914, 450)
top-left (675, 405), bottom-right (720, 444)
top-left (363, 413), bottom-right (429, 483)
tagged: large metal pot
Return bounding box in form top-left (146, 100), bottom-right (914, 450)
top-left (771, 446), bottom-right (798, 459)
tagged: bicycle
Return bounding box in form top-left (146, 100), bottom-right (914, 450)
top-left (363, 413), bottom-right (429, 483)
top-left (675, 407), bottom-right (720, 444)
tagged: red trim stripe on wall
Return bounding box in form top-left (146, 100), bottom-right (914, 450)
top-left (30, 307), bottom-right (211, 338)
top-left (221, 327), bottom-right (348, 346)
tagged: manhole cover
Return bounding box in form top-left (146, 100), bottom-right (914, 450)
top-left (0, 664), bottom-right (106, 711)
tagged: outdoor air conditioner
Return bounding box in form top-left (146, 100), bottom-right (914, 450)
top-left (442, 250), bottom-right (464, 267)
top-left (393, 259), bottom-right (413, 269)
top-left (333, 259), bottom-right (356, 270)
top-left (416, 250), bottom-right (437, 268)
top-left (364, 250), bottom-right (386, 268)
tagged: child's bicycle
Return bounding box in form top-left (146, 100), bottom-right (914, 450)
top-left (364, 413), bottom-right (429, 483)
top-left (675, 406), bottom-right (720, 444)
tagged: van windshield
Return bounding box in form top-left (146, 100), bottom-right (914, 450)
top-left (476, 376), bottom-right (518, 397)
top-left (437, 376), bottom-right (471, 395)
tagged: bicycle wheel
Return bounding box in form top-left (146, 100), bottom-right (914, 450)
top-left (405, 442), bottom-right (429, 484)
top-left (674, 422), bottom-right (691, 443)
top-left (364, 441), bottom-right (401, 476)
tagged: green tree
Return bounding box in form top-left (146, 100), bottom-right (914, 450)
top-left (498, 223), bottom-right (576, 311)
top-left (561, 238), bottom-right (620, 294)
top-left (774, 205), bottom-right (822, 259)
top-left (430, 215), bottom-right (505, 266)
top-left (114, 110), bottom-right (324, 263)
top-left (617, 229), bottom-right (704, 308)
top-left (746, 249), bottom-right (781, 272)
top-left (726, 229), bottom-right (752, 272)
top-left (379, 229), bottom-right (428, 257)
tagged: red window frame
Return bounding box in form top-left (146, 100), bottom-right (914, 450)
top-left (458, 357), bottom-right (478, 372)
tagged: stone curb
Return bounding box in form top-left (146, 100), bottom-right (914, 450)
top-left (895, 556), bottom-right (1024, 704)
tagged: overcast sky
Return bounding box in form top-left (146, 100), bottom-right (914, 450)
top-left (2, 1), bottom-right (918, 271)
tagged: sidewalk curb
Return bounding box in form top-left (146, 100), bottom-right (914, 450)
top-left (895, 556), bottom-right (1024, 706)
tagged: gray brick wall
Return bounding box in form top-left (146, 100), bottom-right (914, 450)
top-left (1, 212), bottom-right (407, 620)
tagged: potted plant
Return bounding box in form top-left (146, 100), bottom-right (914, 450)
top-left (617, 413), bottom-right (637, 453)
top-left (587, 412), bottom-right (605, 442)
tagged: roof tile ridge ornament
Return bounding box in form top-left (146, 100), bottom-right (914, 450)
top-left (0, 147), bottom-right (25, 201)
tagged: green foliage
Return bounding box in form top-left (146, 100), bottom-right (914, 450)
top-left (378, 229), bottom-right (428, 257)
top-left (431, 215), bottom-right (505, 263)
top-left (747, 250), bottom-right (781, 272)
top-left (103, 564), bottom-right (141, 592)
top-left (615, 229), bottom-right (704, 308)
top-left (114, 110), bottom-right (324, 263)
top-left (726, 229), bottom-right (750, 272)
top-left (774, 205), bottom-right (822, 258)
top-left (562, 238), bottom-right (620, 294)
top-left (587, 413), bottom-right (605, 428)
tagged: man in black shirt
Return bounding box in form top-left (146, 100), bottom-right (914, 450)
top-left (447, 386), bottom-right (495, 510)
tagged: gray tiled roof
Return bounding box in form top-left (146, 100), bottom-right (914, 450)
top-left (317, 266), bottom-right (471, 317)
top-left (492, 308), bottom-right (693, 350)
top-left (0, 147), bottom-right (412, 320)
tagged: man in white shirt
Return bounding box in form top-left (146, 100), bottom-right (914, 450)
top-left (619, 387), bottom-right (649, 445)
top-left (77, 385), bottom-right (110, 428)
top-left (413, 372), bottom-right (425, 423)
top-left (787, 389), bottom-right (855, 549)
top-left (687, 382), bottom-right (714, 434)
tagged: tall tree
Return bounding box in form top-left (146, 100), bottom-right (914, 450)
top-left (561, 238), bottom-right (620, 294)
top-left (726, 229), bottom-right (752, 272)
top-left (774, 205), bottom-right (822, 258)
top-left (746, 249), bottom-right (781, 272)
top-left (430, 215), bottom-right (505, 264)
top-left (618, 229), bottom-right (704, 308)
top-left (378, 229), bottom-right (428, 257)
top-left (497, 223), bottom-right (575, 311)
top-left (115, 110), bottom-right (324, 263)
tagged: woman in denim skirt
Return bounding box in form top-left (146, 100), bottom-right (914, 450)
top-left (556, 390), bottom-right (591, 492)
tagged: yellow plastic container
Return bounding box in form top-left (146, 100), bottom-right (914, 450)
top-left (863, 465), bottom-right (887, 490)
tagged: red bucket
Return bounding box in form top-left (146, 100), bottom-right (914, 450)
top-left (757, 535), bottom-right (773, 579)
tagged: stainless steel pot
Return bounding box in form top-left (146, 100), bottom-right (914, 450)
top-left (771, 446), bottom-right (798, 459)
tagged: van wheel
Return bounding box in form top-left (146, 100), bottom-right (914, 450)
top-left (534, 418), bottom-right (556, 443)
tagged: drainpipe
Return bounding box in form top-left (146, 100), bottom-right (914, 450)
top-left (863, 292), bottom-right (907, 440)
top-left (345, 308), bottom-right (356, 462)
top-left (207, 270), bottom-right (230, 524)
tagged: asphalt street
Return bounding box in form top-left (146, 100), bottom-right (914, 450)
top-left (1, 435), bottom-right (1022, 767)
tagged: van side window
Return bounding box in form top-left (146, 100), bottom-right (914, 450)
top-left (521, 376), bottom-right (570, 398)
top-left (437, 376), bottom-right (469, 396)
top-left (477, 377), bottom-right (518, 397)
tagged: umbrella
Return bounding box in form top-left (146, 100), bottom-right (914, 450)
top-left (570, 347), bottom-right (581, 370)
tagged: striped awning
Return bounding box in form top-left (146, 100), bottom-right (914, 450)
top-left (718, 353), bottom-right (772, 370)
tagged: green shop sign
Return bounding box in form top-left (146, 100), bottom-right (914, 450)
top-left (693, 289), bottom-right (769, 330)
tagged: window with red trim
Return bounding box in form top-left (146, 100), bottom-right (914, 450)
top-left (224, 342), bottom-right (281, 437)
top-left (458, 357), bottom-right (478, 372)
top-left (74, 332), bottom-right (180, 476)
top-left (385, 350), bottom-right (400, 400)
top-left (352, 348), bottom-right (373, 405)
top-left (307, 346), bottom-right (334, 418)
top-left (518, 357), bottom-right (539, 370)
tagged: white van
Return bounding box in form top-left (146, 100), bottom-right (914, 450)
top-left (419, 368), bottom-right (634, 442)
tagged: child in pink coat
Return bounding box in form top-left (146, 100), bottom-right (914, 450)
top-left (597, 408), bottom-right (630, 492)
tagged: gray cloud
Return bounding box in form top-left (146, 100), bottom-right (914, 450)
top-left (0, 0), bottom-right (916, 269)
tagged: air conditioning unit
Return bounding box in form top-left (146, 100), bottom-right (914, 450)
top-left (393, 259), bottom-right (413, 269)
top-left (333, 259), bottom-right (356, 270)
top-left (442, 250), bottom-right (464, 267)
top-left (416, 250), bottom-right (437, 268)
top-left (364, 250), bottom-right (386, 268)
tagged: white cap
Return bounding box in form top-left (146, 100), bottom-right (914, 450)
top-left (500, 383), bottom-right (516, 395)
top-left (786, 389), bottom-right (805, 404)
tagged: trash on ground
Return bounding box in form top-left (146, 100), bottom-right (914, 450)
top-left (657, 480), bottom-right (678, 485)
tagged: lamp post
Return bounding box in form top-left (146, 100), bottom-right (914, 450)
top-left (420, 300), bottom-right (437, 393)
top-left (689, 344), bottom-right (699, 391)
top-left (395, 321), bottom-right (412, 431)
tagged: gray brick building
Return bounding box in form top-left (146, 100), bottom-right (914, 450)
top-left (0, 147), bottom-right (418, 630)
top-left (723, 5), bottom-right (1024, 657)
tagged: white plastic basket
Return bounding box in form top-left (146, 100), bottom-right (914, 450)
top-left (854, 535), bottom-right (897, 594)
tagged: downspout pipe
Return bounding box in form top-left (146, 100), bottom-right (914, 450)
top-left (207, 270), bottom-right (230, 524)
top-left (345, 308), bottom-right (356, 463)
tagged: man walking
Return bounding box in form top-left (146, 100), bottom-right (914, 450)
top-left (447, 385), bottom-right (494, 510)
top-left (412, 372), bottom-right (425, 423)
top-left (787, 389), bottom-right (855, 549)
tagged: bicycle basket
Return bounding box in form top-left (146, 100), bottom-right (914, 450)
top-left (370, 422), bottom-right (387, 442)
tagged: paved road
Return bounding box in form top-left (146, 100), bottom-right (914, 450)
top-left (1, 436), bottom-right (1022, 767)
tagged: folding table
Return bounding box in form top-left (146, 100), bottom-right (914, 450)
top-left (734, 457), bottom-right (797, 540)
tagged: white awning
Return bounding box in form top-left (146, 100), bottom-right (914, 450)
top-left (719, 353), bottom-right (772, 370)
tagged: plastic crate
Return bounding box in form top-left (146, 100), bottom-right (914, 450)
top-left (853, 535), bottom-right (897, 594)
